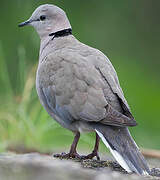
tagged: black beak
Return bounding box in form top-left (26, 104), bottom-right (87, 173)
top-left (18, 20), bottom-right (31, 27)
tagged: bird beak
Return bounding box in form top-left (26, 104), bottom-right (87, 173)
top-left (18, 20), bottom-right (32, 27)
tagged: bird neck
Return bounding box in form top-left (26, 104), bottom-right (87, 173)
top-left (39, 30), bottom-right (74, 63)
top-left (39, 16), bottom-right (72, 41)
top-left (49, 28), bottom-right (72, 40)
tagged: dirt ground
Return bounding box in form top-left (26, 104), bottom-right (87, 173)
top-left (0, 152), bottom-right (159, 180)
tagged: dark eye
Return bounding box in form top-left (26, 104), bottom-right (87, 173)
top-left (40, 15), bottom-right (46, 21)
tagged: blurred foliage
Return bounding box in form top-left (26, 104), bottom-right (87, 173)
top-left (0, 0), bottom-right (160, 153)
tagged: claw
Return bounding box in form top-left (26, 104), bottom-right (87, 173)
top-left (53, 152), bottom-right (81, 159)
top-left (81, 151), bottom-right (100, 160)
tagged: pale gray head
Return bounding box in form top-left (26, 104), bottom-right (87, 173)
top-left (19, 4), bottom-right (71, 39)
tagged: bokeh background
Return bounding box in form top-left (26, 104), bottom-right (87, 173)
top-left (0, 0), bottom-right (160, 154)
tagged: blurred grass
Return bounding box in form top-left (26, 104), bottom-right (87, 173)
top-left (0, 0), bottom-right (160, 153)
top-left (0, 45), bottom-right (94, 152)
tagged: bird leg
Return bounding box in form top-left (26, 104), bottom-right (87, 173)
top-left (53, 132), bottom-right (81, 159)
top-left (81, 133), bottom-right (100, 160)
top-left (54, 132), bottom-right (100, 160)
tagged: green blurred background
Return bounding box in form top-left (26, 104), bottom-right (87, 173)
top-left (0, 0), bottom-right (160, 154)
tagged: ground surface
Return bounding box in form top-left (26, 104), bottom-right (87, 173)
top-left (0, 153), bottom-right (160, 180)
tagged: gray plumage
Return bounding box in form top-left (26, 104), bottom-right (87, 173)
top-left (37, 36), bottom-right (136, 130)
top-left (19, 4), bottom-right (150, 175)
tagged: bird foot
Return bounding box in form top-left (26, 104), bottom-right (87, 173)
top-left (53, 152), bottom-right (82, 159)
top-left (53, 151), bottom-right (100, 160)
top-left (81, 151), bottom-right (100, 160)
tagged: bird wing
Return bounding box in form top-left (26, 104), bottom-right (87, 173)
top-left (92, 49), bottom-right (135, 120)
top-left (38, 47), bottom-right (136, 127)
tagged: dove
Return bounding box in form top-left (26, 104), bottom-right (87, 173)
top-left (19, 4), bottom-right (150, 175)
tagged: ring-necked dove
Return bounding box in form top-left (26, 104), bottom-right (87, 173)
top-left (19, 4), bottom-right (150, 175)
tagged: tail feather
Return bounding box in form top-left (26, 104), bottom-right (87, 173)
top-left (96, 130), bottom-right (132, 173)
top-left (93, 125), bottom-right (150, 175)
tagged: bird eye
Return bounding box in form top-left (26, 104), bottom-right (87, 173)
top-left (40, 15), bottom-right (46, 21)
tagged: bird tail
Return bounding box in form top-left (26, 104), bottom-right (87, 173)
top-left (93, 124), bottom-right (150, 175)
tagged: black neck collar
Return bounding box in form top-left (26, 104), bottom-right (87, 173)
top-left (49, 28), bottom-right (72, 40)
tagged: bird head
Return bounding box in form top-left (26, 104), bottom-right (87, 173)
top-left (18, 4), bottom-right (71, 40)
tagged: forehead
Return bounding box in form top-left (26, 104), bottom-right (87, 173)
top-left (31, 5), bottom-right (63, 17)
